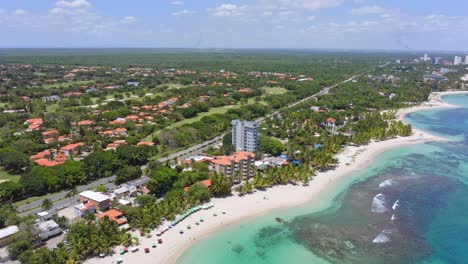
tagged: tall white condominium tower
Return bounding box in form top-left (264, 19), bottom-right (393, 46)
top-left (465, 55), bottom-right (468, 65)
top-left (231, 120), bottom-right (259, 152)
top-left (423, 54), bottom-right (429, 61)
top-left (454, 56), bottom-right (462, 65)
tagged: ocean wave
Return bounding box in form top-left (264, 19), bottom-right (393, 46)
top-left (391, 214), bottom-right (396, 222)
top-left (392, 200), bottom-right (400, 211)
top-left (379, 178), bottom-right (396, 188)
top-left (372, 229), bottom-right (393, 244)
top-left (371, 193), bottom-right (389, 213)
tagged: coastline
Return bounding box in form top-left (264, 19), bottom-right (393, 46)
top-left (86, 91), bottom-right (461, 264)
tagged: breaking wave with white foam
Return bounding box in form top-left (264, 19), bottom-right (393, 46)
top-left (372, 229), bottom-right (393, 244)
top-left (371, 193), bottom-right (389, 213)
top-left (392, 200), bottom-right (400, 210)
top-left (379, 178), bottom-right (396, 188)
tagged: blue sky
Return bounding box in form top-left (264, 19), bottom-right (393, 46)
top-left (0, 0), bottom-right (467, 50)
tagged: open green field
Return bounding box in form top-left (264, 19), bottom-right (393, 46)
top-left (143, 104), bottom-right (244, 142)
top-left (0, 168), bottom-right (20, 183)
top-left (42, 80), bottom-right (94, 89)
top-left (263, 86), bottom-right (287, 95)
top-left (163, 83), bottom-right (185, 90)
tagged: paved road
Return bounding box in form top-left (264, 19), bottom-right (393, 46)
top-left (17, 176), bottom-right (116, 214)
top-left (16, 62), bottom-right (389, 216)
top-left (157, 61), bottom-right (390, 162)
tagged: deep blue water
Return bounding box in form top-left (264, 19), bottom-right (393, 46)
top-left (178, 95), bottom-right (468, 264)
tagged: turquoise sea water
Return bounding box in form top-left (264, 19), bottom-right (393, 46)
top-left (178, 95), bottom-right (468, 264)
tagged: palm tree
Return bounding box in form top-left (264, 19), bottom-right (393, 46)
top-left (42, 198), bottom-right (53, 211)
top-left (66, 187), bottom-right (78, 202)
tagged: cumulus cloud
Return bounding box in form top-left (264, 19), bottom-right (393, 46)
top-left (172, 10), bottom-right (196, 16)
top-left (120, 16), bottom-right (137, 24)
top-left (211, 4), bottom-right (247, 17)
top-left (56, 0), bottom-right (91, 9)
top-left (170, 1), bottom-right (185, 5)
top-left (351, 5), bottom-right (385, 15)
top-left (260, 0), bottom-right (342, 11)
top-left (14, 9), bottom-right (27, 16)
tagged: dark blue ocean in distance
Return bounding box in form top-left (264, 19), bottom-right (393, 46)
top-left (178, 94), bottom-right (468, 264)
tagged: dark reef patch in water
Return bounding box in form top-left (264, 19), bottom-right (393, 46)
top-left (282, 158), bottom-right (459, 264)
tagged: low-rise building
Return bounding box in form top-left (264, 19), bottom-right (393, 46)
top-left (79, 191), bottom-right (110, 211)
top-left (98, 209), bottom-right (129, 230)
top-left (74, 201), bottom-right (96, 218)
top-left (0, 225), bottom-right (19, 247)
top-left (60, 142), bottom-right (85, 156)
top-left (35, 220), bottom-right (61, 240)
top-left (36, 209), bottom-right (58, 221)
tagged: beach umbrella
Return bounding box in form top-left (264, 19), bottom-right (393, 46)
top-left (200, 218), bottom-right (204, 222)
top-left (179, 230), bottom-right (184, 234)
top-left (187, 225), bottom-right (191, 229)
top-left (222, 210), bottom-right (226, 214)
top-left (195, 222), bottom-right (199, 225)
top-left (152, 243), bottom-right (157, 248)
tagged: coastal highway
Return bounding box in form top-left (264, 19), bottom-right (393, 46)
top-left (17, 176), bottom-right (116, 216)
top-left (16, 62), bottom-right (388, 216)
top-left (158, 61), bottom-right (390, 161)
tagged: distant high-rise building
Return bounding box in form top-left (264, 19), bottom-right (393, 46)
top-left (454, 56), bottom-right (462, 65)
top-left (231, 120), bottom-right (259, 152)
top-left (395, 59), bottom-right (401, 64)
top-left (465, 55), bottom-right (468, 65)
top-left (432, 57), bottom-right (440, 65)
top-left (423, 54), bottom-right (429, 61)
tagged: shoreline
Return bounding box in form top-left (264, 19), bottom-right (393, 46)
top-left (86, 91), bottom-right (462, 264)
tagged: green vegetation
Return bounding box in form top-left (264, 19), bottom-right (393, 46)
top-left (0, 49), bottom-right (465, 264)
top-left (0, 168), bottom-right (20, 183)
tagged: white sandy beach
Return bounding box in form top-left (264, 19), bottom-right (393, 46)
top-left (86, 91), bottom-right (465, 264)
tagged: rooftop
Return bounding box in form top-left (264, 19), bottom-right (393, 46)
top-left (79, 190), bottom-right (109, 202)
top-left (0, 225), bottom-right (19, 239)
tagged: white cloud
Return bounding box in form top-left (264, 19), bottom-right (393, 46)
top-left (121, 16), bottom-right (136, 24)
top-left (14, 9), bottom-right (27, 16)
top-left (260, 0), bottom-right (342, 11)
top-left (307, 16), bottom-right (316, 21)
top-left (56, 0), bottom-right (91, 9)
top-left (211, 4), bottom-right (247, 17)
top-left (172, 9), bottom-right (196, 16)
top-left (351, 5), bottom-right (385, 15)
top-left (0, 9), bottom-right (5, 15)
top-left (170, 1), bottom-right (185, 5)
top-left (49, 7), bottom-right (70, 15)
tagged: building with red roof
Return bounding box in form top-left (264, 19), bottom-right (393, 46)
top-left (137, 141), bottom-right (154, 147)
top-left (77, 120), bottom-right (94, 126)
top-left (34, 158), bottom-right (64, 167)
top-left (98, 209), bottom-right (128, 229)
top-left (60, 142), bottom-right (85, 156)
top-left (209, 151), bottom-right (256, 181)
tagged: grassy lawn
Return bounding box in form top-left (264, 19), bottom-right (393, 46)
top-left (33, 72), bottom-right (47, 76)
top-left (12, 191), bottom-right (65, 208)
top-left (160, 83), bottom-right (185, 90)
top-left (143, 104), bottom-right (241, 142)
top-left (42, 80), bottom-right (95, 89)
top-left (263, 86), bottom-right (287, 95)
top-left (0, 168), bottom-right (20, 183)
